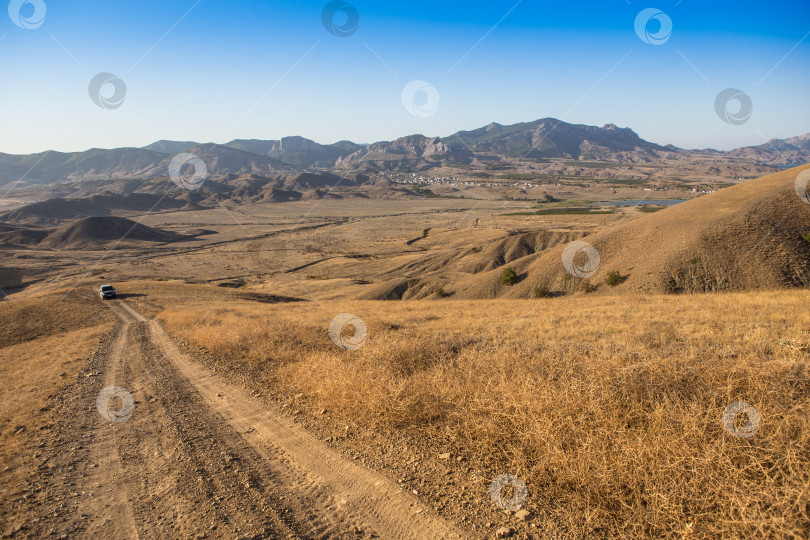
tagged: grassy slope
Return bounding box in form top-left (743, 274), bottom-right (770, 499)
top-left (158, 289), bottom-right (810, 538)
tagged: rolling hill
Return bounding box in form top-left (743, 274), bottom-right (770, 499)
top-left (0, 171), bottom-right (385, 225)
top-left (348, 166), bottom-right (810, 300)
top-left (38, 216), bottom-right (188, 249)
top-left (0, 193), bottom-right (198, 225)
top-left (450, 165), bottom-right (810, 297)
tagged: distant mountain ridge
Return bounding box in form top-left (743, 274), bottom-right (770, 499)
top-left (724, 133), bottom-right (810, 166)
top-left (0, 119), bottom-right (806, 189)
top-left (335, 135), bottom-right (474, 171)
top-left (225, 136), bottom-right (363, 168)
top-left (142, 140), bottom-right (199, 154)
top-left (444, 119), bottom-right (670, 159)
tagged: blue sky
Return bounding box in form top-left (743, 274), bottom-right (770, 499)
top-left (1, 0), bottom-right (808, 154)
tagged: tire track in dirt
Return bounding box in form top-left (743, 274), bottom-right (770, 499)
top-left (100, 301), bottom-right (304, 538)
top-left (27, 298), bottom-right (470, 538)
top-left (116, 300), bottom-right (470, 540)
top-left (73, 304), bottom-right (139, 538)
top-left (17, 300), bottom-right (305, 538)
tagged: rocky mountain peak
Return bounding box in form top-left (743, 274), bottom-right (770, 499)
top-left (271, 136), bottom-right (323, 153)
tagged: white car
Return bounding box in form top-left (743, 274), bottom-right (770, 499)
top-left (99, 284), bottom-right (117, 300)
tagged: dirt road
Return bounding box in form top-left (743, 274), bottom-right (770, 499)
top-left (25, 299), bottom-right (469, 539)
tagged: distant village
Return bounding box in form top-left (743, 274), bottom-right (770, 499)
top-left (381, 172), bottom-right (717, 194)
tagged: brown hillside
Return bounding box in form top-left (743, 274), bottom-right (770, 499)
top-left (0, 193), bottom-right (197, 225)
top-left (454, 165), bottom-right (810, 297)
top-left (0, 226), bottom-right (49, 247)
top-left (457, 229), bottom-right (587, 273)
top-left (0, 267), bottom-right (22, 289)
top-left (361, 229), bottom-right (586, 300)
top-left (39, 216), bottom-right (187, 249)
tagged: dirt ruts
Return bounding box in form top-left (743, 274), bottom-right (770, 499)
top-left (19, 299), bottom-right (470, 539)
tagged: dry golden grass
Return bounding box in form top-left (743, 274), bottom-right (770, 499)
top-left (159, 290), bottom-right (810, 538)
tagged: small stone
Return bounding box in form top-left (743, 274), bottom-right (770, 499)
top-left (439, 453), bottom-right (451, 460)
top-left (514, 509), bottom-right (532, 522)
top-left (495, 527), bottom-right (514, 538)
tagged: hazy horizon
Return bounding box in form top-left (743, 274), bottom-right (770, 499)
top-left (2, 0), bottom-right (809, 154)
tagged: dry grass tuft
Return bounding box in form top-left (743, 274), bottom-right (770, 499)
top-left (159, 291), bottom-right (810, 537)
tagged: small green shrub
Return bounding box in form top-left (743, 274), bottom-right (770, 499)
top-left (501, 267), bottom-right (518, 286)
top-left (802, 232), bottom-right (810, 244)
top-left (605, 271), bottom-right (628, 288)
top-left (533, 285), bottom-right (551, 298)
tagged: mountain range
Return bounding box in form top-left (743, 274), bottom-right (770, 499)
top-left (1, 118), bottom-right (807, 190)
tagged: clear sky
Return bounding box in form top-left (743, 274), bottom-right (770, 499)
top-left (1, 0), bottom-right (808, 154)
